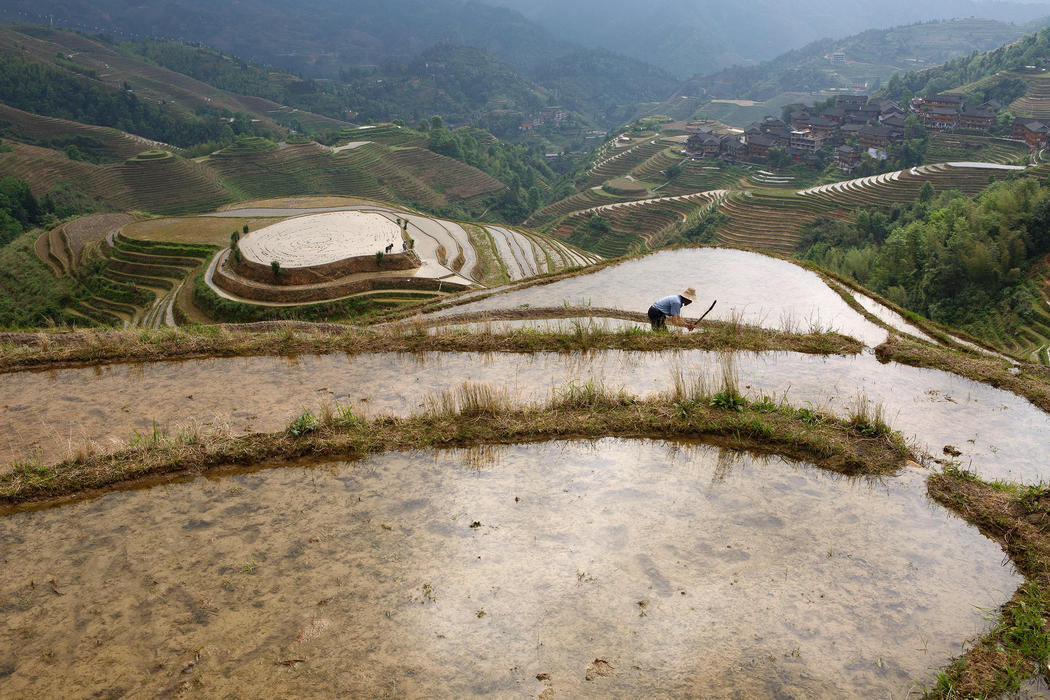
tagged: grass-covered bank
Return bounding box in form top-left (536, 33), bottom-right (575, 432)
top-left (0, 314), bottom-right (863, 373)
top-left (877, 335), bottom-right (1050, 414)
top-left (927, 468), bottom-right (1050, 698)
top-left (0, 384), bottom-right (908, 510)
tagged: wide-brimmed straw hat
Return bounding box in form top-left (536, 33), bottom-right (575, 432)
top-left (680, 287), bottom-right (698, 302)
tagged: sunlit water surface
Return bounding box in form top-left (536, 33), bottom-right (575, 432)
top-left (0, 440), bottom-right (1019, 698)
top-left (3, 350), bottom-right (1047, 482)
top-left (432, 248), bottom-right (892, 346)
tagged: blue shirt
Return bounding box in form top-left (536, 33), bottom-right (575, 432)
top-left (652, 294), bottom-right (684, 316)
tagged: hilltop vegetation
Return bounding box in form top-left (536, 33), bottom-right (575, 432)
top-left (883, 26), bottom-right (1050, 101)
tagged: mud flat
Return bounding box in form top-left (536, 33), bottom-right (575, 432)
top-left (432, 248), bottom-right (894, 347)
top-left (0, 439), bottom-right (1019, 697)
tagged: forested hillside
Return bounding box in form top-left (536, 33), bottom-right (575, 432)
top-left (883, 26), bottom-right (1050, 100)
top-left (796, 176), bottom-right (1050, 358)
top-left (0, 54), bottom-right (267, 148)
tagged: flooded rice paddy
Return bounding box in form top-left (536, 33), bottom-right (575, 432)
top-left (434, 249), bottom-right (892, 347)
top-left (3, 350), bottom-right (1047, 483)
top-left (0, 439), bottom-right (1020, 697)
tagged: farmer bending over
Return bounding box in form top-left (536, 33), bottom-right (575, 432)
top-left (648, 287), bottom-right (698, 330)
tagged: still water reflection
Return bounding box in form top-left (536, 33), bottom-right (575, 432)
top-left (0, 439), bottom-right (1019, 697)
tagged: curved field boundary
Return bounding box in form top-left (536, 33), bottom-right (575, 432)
top-left (0, 142), bottom-right (98, 194)
top-left (0, 103), bottom-right (171, 160)
top-left (525, 188), bottom-right (625, 228)
top-left (65, 214), bottom-right (137, 264)
top-left (555, 190), bottom-right (728, 257)
top-left (585, 139), bottom-right (668, 187)
top-left (34, 227), bottom-right (66, 276)
top-left (721, 161), bottom-right (1029, 253)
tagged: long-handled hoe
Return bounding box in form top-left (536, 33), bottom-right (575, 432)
top-left (689, 300), bottom-right (717, 330)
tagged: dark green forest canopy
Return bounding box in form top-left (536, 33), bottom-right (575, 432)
top-left (795, 175), bottom-right (1050, 337)
top-left (0, 54), bottom-right (265, 147)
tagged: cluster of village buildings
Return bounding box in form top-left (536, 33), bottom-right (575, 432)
top-left (685, 93), bottom-right (1049, 172)
top-left (518, 106), bottom-right (568, 132)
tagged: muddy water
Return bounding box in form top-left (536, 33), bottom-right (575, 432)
top-left (434, 248), bottom-right (889, 347)
top-left (0, 439), bottom-right (1019, 697)
top-left (3, 350), bottom-right (1048, 482)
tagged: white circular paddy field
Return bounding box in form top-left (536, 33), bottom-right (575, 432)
top-left (238, 211), bottom-right (403, 268)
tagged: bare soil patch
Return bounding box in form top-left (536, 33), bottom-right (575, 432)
top-left (63, 213), bottom-right (137, 261)
top-left (122, 216), bottom-right (281, 246)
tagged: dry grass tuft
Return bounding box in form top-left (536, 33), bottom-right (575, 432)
top-left (0, 311), bottom-right (865, 374)
top-left (0, 390), bottom-right (914, 511)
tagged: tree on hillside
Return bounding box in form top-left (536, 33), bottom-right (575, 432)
top-left (767, 146), bottom-right (790, 169)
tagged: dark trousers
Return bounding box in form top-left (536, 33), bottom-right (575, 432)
top-left (647, 305), bottom-right (666, 330)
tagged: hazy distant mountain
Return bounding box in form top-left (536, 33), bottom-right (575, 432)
top-left (684, 16), bottom-right (1049, 101)
top-left (0, 0), bottom-right (584, 76)
top-left (8, 0), bottom-right (1047, 80)
top-left (0, 0), bottom-right (679, 125)
top-left (484, 0), bottom-right (1050, 75)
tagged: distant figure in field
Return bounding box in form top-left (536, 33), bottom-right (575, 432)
top-left (648, 288), bottom-right (698, 330)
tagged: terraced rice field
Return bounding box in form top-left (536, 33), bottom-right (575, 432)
top-left (629, 147), bottom-right (684, 182)
top-left (526, 188), bottom-right (625, 228)
top-left (555, 191), bottom-right (727, 257)
top-left (385, 148), bottom-right (504, 200)
top-left (0, 103), bottom-right (505, 218)
top-left (6, 241), bottom-right (1050, 695)
top-left (86, 152), bottom-right (234, 216)
top-left (192, 202), bottom-right (597, 303)
top-left (1010, 72), bottom-right (1050, 120)
top-left (0, 103), bottom-right (163, 160)
top-left (34, 221), bottom-right (217, 329)
top-left (718, 162), bottom-right (1026, 252)
top-left (482, 226), bottom-right (600, 281)
top-left (336, 124), bottom-right (427, 147)
top-left (660, 161), bottom-right (741, 196)
top-left (964, 257), bottom-right (1050, 364)
top-left (717, 190), bottom-right (848, 254)
top-left (0, 142), bottom-right (97, 194)
top-left (584, 139), bottom-right (668, 187)
top-left (926, 134), bottom-right (1029, 164)
top-left (205, 142), bottom-right (390, 202)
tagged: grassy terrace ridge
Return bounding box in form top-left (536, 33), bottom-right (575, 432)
top-left (0, 385), bottom-right (909, 510)
top-left (0, 314), bottom-right (862, 373)
top-left (876, 335), bottom-right (1050, 414)
top-left (926, 468), bottom-right (1050, 698)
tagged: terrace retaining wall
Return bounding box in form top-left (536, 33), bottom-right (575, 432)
top-left (213, 264), bottom-right (467, 304)
top-left (232, 250), bottom-right (419, 285)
